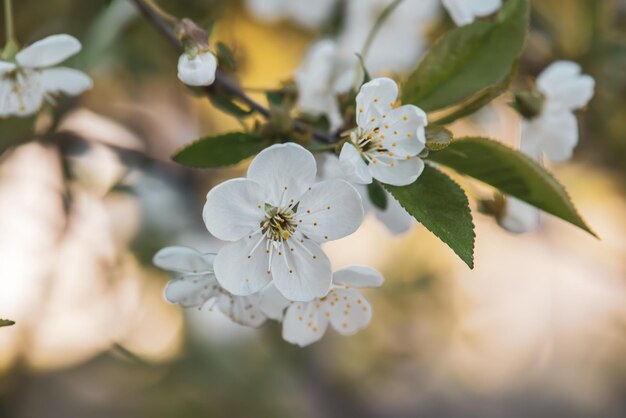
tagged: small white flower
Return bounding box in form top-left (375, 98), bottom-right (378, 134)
top-left (259, 266), bottom-right (384, 347)
top-left (295, 39), bottom-right (357, 131)
top-left (317, 153), bottom-right (413, 235)
top-left (203, 143), bottom-right (364, 302)
top-left (339, 77), bottom-right (427, 187)
top-left (441, 0), bottom-right (502, 26)
top-left (339, 0), bottom-right (440, 75)
top-left (154, 246), bottom-right (268, 327)
top-left (498, 197), bottom-right (539, 234)
top-left (245, 0), bottom-right (338, 29)
top-left (0, 34), bottom-right (92, 118)
top-left (520, 61), bottom-right (595, 163)
top-left (177, 50), bottom-right (217, 87)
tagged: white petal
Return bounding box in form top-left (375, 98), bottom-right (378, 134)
top-left (203, 178), bottom-right (265, 241)
top-left (469, 0), bottom-right (502, 16)
top-left (177, 51), bottom-right (217, 87)
top-left (0, 79), bottom-right (20, 117)
top-left (441, 0), bottom-right (474, 26)
top-left (41, 67), bottom-right (92, 95)
top-left (164, 274), bottom-right (219, 307)
top-left (216, 293), bottom-right (267, 327)
top-left (369, 156), bottom-right (424, 186)
top-left (247, 143), bottom-right (317, 206)
top-left (339, 142), bottom-right (372, 184)
top-left (288, 0), bottom-right (337, 28)
top-left (296, 179), bottom-right (363, 242)
top-left (378, 104), bottom-right (427, 157)
top-left (271, 238), bottom-right (332, 302)
top-left (356, 77), bottom-right (398, 128)
top-left (333, 266), bottom-right (384, 288)
top-left (153, 246), bottom-right (214, 273)
top-left (537, 61), bottom-right (595, 111)
top-left (374, 193), bottom-right (414, 235)
top-left (259, 283), bottom-right (291, 321)
top-left (245, 0), bottom-right (283, 22)
top-left (214, 236), bottom-right (272, 296)
top-left (522, 111), bottom-right (578, 163)
top-left (282, 302), bottom-right (328, 346)
top-left (0, 61), bottom-right (16, 72)
top-left (16, 34), bottom-right (81, 68)
top-left (329, 288), bottom-right (372, 336)
top-left (1, 71), bottom-right (45, 117)
top-left (499, 197), bottom-right (539, 234)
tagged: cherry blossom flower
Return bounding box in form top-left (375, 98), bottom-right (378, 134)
top-left (317, 153), bottom-right (413, 235)
top-left (498, 197), bottom-right (539, 234)
top-left (245, 0), bottom-right (338, 29)
top-left (339, 77), bottom-right (427, 187)
top-left (259, 266), bottom-right (384, 347)
top-left (154, 246), bottom-right (267, 327)
top-left (442, 0), bottom-right (502, 26)
top-left (177, 50), bottom-right (217, 87)
top-left (339, 0), bottom-right (439, 75)
top-left (295, 39), bottom-right (357, 131)
top-left (0, 34), bottom-right (92, 118)
top-left (203, 143), bottom-right (364, 302)
top-left (520, 61), bottom-right (595, 163)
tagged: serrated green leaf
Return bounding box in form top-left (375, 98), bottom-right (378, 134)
top-left (0, 319), bottom-right (15, 327)
top-left (367, 181), bottom-right (388, 210)
top-left (428, 137), bottom-right (596, 236)
top-left (173, 132), bottom-right (268, 168)
top-left (402, 0), bottom-right (529, 112)
top-left (386, 164), bottom-right (475, 268)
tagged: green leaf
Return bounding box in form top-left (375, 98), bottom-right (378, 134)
top-left (209, 94), bottom-right (254, 118)
top-left (367, 181), bottom-right (388, 210)
top-left (173, 132), bottom-right (268, 168)
top-left (0, 319), bottom-right (15, 327)
top-left (432, 61), bottom-right (518, 125)
top-left (386, 164), bottom-right (475, 268)
top-left (402, 0), bottom-right (529, 112)
top-left (428, 137), bottom-right (596, 236)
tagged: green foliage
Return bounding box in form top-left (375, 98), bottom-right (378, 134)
top-left (0, 319), bottom-right (15, 328)
top-left (402, 0), bottom-right (529, 112)
top-left (208, 94), bottom-right (254, 118)
top-left (173, 132), bottom-right (268, 168)
top-left (386, 164), bottom-right (475, 268)
top-left (367, 181), bottom-right (388, 210)
top-left (428, 137), bottom-right (596, 236)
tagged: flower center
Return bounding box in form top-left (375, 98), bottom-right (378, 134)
top-left (261, 205), bottom-right (297, 242)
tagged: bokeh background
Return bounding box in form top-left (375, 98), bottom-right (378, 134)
top-left (1, 0), bottom-right (626, 417)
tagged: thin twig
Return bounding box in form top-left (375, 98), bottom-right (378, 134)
top-left (130, 0), bottom-right (337, 144)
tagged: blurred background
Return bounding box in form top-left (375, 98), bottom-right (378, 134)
top-left (1, 0), bottom-right (626, 417)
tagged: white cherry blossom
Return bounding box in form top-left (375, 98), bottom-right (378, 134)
top-left (203, 143), bottom-right (364, 302)
top-left (339, 0), bottom-right (439, 75)
top-left (295, 39), bottom-right (357, 131)
top-left (177, 50), bottom-right (217, 87)
top-left (259, 266), bottom-right (384, 347)
top-left (442, 0), bottom-right (502, 26)
top-left (245, 0), bottom-right (338, 29)
top-left (520, 61), bottom-right (595, 163)
top-left (0, 34), bottom-right (92, 118)
top-left (339, 77), bottom-right (427, 187)
top-left (317, 153), bottom-right (413, 235)
top-left (498, 197), bottom-right (539, 234)
top-left (154, 246), bottom-right (267, 327)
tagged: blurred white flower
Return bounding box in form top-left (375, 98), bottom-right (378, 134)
top-left (260, 266), bottom-right (384, 347)
top-left (154, 246), bottom-right (267, 327)
top-left (340, 77), bottom-right (427, 187)
top-left (0, 34), bottom-right (92, 118)
top-left (442, 0), bottom-right (502, 26)
top-left (339, 0), bottom-right (439, 75)
top-left (203, 143), bottom-right (364, 302)
top-left (295, 39), bottom-right (357, 131)
top-left (177, 50), bottom-right (217, 87)
top-left (317, 153), bottom-right (413, 235)
top-left (245, 0), bottom-right (338, 29)
top-left (520, 61), bottom-right (595, 163)
top-left (498, 197), bottom-right (540, 234)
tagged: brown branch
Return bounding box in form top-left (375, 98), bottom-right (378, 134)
top-left (130, 0), bottom-right (336, 144)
